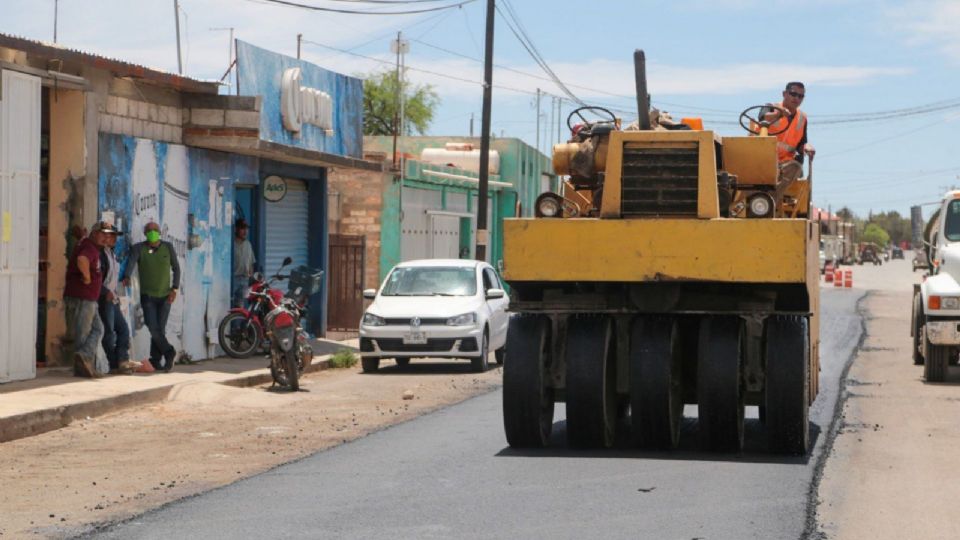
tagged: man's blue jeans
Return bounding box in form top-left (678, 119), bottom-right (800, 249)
top-left (64, 297), bottom-right (104, 368)
top-left (141, 295), bottom-right (175, 369)
top-left (99, 299), bottom-right (130, 370)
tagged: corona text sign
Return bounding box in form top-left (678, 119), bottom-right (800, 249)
top-left (281, 67), bottom-right (334, 135)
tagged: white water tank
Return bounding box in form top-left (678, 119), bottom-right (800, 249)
top-left (420, 143), bottom-right (500, 175)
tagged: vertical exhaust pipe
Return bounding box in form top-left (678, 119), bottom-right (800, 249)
top-left (634, 49), bottom-right (651, 130)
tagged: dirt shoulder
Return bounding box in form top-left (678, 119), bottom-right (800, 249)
top-left (0, 360), bottom-right (502, 538)
top-left (816, 288), bottom-right (960, 539)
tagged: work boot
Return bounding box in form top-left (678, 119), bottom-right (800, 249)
top-left (73, 353), bottom-right (97, 378)
top-left (163, 351), bottom-right (177, 373)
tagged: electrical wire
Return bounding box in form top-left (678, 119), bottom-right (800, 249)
top-left (243, 0), bottom-right (476, 15)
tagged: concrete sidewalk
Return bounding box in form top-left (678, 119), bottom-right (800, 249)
top-left (0, 338), bottom-right (358, 444)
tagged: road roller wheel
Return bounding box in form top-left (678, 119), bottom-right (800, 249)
top-left (697, 316), bottom-right (745, 452)
top-left (630, 316), bottom-right (683, 449)
top-left (566, 315), bottom-right (617, 449)
top-left (924, 341), bottom-right (950, 383)
top-left (765, 315), bottom-right (810, 454)
top-left (503, 315), bottom-right (555, 448)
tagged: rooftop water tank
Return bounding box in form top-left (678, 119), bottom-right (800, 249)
top-left (420, 143), bottom-right (500, 175)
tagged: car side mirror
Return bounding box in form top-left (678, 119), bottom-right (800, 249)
top-left (282, 256), bottom-right (293, 267)
top-left (362, 288), bottom-right (377, 300)
top-left (486, 288), bottom-right (505, 299)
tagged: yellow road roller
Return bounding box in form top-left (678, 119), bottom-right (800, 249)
top-left (501, 50), bottom-right (819, 454)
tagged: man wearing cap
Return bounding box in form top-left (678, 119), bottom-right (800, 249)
top-left (122, 221), bottom-right (181, 372)
top-left (64, 223), bottom-right (110, 377)
top-left (97, 223), bottom-right (133, 374)
top-left (232, 218), bottom-right (256, 307)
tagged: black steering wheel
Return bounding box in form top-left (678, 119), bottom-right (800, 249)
top-left (567, 106), bottom-right (617, 132)
top-left (739, 105), bottom-right (791, 136)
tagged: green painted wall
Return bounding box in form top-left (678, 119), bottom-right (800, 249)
top-left (370, 136), bottom-right (554, 281)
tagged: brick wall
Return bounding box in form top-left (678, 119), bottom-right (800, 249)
top-left (99, 95), bottom-right (183, 144)
top-left (328, 152), bottom-right (389, 289)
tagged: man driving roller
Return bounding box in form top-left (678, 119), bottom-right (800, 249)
top-left (764, 82), bottom-right (816, 203)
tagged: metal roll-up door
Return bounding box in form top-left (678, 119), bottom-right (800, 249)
top-left (265, 178), bottom-right (309, 278)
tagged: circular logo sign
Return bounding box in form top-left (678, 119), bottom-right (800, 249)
top-left (263, 176), bottom-right (287, 202)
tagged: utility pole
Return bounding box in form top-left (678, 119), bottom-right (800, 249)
top-left (476, 0), bottom-right (495, 262)
top-left (173, 0), bottom-right (183, 75)
top-left (548, 96), bottom-right (555, 155)
top-left (556, 98), bottom-right (562, 144)
top-left (297, 33), bottom-right (302, 59)
top-left (469, 113), bottom-right (474, 137)
top-left (53, 0), bottom-right (58, 43)
top-left (389, 32), bottom-right (409, 170)
top-left (535, 88), bottom-right (541, 154)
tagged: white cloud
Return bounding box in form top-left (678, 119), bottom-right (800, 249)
top-left (884, 0), bottom-right (960, 62)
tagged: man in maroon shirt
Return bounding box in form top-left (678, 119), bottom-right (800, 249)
top-left (64, 223), bottom-right (111, 377)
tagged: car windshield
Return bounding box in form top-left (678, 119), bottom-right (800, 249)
top-left (381, 266), bottom-right (477, 297)
top-left (945, 200), bottom-right (960, 242)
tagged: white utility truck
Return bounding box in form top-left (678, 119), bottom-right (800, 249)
top-left (912, 191), bottom-right (960, 381)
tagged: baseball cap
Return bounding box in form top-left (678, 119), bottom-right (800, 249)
top-left (92, 221), bottom-right (123, 235)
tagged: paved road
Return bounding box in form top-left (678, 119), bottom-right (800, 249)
top-left (90, 287), bottom-right (864, 540)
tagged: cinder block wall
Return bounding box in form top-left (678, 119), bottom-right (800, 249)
top-left (98, 78), bottom-right (183, 143)
top-left (327, 152), bottom-right (389, 289)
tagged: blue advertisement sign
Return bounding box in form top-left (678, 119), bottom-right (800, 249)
top-left (236, 40), bottom-right (363, 159)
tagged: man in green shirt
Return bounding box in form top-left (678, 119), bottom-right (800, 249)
top-left (122, 221), bottom-right (181, 372)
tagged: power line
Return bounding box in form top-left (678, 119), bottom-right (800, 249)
top-left (243, 0), bottom-right (476, 15)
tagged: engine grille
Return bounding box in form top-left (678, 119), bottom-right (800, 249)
top-left (620, 143), bottom-right (700, 217)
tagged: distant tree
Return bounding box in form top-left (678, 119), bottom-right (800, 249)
top-left (362, 70), bottom-right (439, 136)
top-left (862, 223), bottom-right (891, 246)
top-left (836, 207), bottom-right (855, 221)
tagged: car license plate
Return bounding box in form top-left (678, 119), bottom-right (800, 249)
top-left (403, 332), bottom-right (427, 345)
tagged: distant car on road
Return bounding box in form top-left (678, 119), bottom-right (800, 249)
top-left (892, 247), bottom-right (904, 259)
top-left (359, 259), bottom-right (509, 373)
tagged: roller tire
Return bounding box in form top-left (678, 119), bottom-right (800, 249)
top-left (503, 315), bottom-right (554, 448)
top-left (565, 315), bottom-right (617, 449)
top-left (697, 316), bottom-right (745, 452)
top-left (630, 316), bottom-right (683, 449)
top-left (765, 316), bottom-right (810, 454)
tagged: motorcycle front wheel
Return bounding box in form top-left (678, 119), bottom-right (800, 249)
top-left (284, 349), bottom-right (300, 391)
top-left (218, 312), bottom-right (261, 358)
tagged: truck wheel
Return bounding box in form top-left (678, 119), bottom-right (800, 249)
top-left (395, 358), bottom-right (410, 369)
top-left (765, 316), bottom-right (810, 454)
top-left (912, 294), bottom-right (924, 365)
top-left (697, 316), bottom-right (744, 452)
top-left (925, 342), bottom-right (949, 383)
top-left (503, 315), bottom-right (554, 448)
top-left (361, 358), bottom-right (380, 373)
top-left (630, 316), bottom-right (683, 449)
top-left (566, 315), bottom-right (617, 449)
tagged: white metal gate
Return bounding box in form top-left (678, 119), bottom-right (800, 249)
top-left (265, 178), bottom-right (309, 278)
top-left (0, 70), bottom-right (41, 382)
top-left (400, 186), bottom-right (440, 261)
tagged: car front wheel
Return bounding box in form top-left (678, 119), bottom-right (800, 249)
top-left (472, 331), bottom-right (489, 373)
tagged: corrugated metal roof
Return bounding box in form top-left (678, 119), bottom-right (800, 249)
top-left (0, 33), bottom-right (219, 93)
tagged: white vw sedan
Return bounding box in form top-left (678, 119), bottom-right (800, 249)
top-left (359, 259), bottom-right (509, 373)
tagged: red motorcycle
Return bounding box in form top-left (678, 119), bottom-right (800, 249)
top-left (218, 257), bottom-right (291, 358)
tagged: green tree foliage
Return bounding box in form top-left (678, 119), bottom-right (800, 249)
top-left (862, 223), bottom-right (891, 246)
top-left (362, 70), bottom-right (440, 136)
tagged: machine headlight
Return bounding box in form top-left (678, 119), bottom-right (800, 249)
top-left (747, 193), bottom-right (775, 218)
top-left (535, 193), bottom-right (563, 218)
top-left (362, 312), bottom-right (386, 326)
top-left (447, 312), bottom-right (477, 326)
top-left (939, 296), bottom-right (960, 310)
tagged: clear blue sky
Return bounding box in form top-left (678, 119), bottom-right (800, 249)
top-left (5, 0), bottom-right (958, 218)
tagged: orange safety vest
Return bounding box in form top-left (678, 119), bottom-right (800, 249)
top-left (769, 102), bottom-right (807, 163)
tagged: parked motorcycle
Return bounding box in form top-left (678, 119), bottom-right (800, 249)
top-left (218, 268), bottom-right (286, 358)
top-left (263, 259), bottom-right (323, 391)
